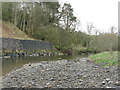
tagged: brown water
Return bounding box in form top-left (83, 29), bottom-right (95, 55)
top-left (2, 55), bottom-right (87, 76)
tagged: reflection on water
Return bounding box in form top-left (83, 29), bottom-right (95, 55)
top-left (2, 55), bottom-right (87, 75)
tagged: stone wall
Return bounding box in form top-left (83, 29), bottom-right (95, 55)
top-left (21, 40), bottom-right (53, 51)
top-left (1, 38), bottom-right (53, 51)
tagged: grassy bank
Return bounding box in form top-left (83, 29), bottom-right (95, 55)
top-left (89, 51), bottom-right (119, 66)
top-left (1, 21), bottom-right (34, 40)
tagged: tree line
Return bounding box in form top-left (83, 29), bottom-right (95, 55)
top-left (2, 2), bottom-right (118, 53)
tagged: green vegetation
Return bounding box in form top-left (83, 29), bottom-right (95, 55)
top-left (2, 2), bottom-right (118, 54)
top-left (89, 51), bottom-right (119, 66)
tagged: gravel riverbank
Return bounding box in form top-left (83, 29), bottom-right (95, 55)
top-left (2, 58), bottom-right (120, 88)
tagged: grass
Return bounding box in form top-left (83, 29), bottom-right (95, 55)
top-left (1, 21), bottom-right (34, 40)
top-left (89, 51), bottom-right (120, 66)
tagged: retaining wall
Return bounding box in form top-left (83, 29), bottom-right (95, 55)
top-left (1, 38), bottom-right (53, 51)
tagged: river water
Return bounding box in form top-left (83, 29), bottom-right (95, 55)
top-left (2, 55), bottom-right (87, 75)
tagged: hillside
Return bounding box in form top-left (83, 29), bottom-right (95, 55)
top-left (0, 21), bottom-right (34, 40)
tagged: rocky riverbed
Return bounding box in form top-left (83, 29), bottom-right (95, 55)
top-left (2, 58), bottom-right (120, 88)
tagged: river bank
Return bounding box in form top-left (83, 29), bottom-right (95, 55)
top-left (1, 37), bottom-right (57, 58)
top-left (1, 37), bottom-right (98, 59)
top-left (2, 58), bottom-right (119, 88)
top-left (89, 51), bottom-right (119, 66)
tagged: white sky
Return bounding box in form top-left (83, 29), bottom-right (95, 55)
top-left (59, 0), bottom-right (119, 34)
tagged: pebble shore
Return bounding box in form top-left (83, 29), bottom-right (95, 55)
top-left (2, 58), bottom-right (120, 88)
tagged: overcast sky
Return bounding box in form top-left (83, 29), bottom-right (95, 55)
top-left (59, 0), bottom-right (119, 34)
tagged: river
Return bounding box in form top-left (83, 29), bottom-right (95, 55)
top-left (2, 55), bottom-right (87, 75)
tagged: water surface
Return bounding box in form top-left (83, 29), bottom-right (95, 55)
top-left (2, 55), bottom-right (87, 75)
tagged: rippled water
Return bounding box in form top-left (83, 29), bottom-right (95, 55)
top-left (2, 55), bottom-right (87, 75)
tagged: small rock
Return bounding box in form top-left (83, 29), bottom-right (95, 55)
top-left (106, 86), bottom-right (112, 88)
top-left (29, 64), bottom-right (31, 66)
top-left (102, 81), bottom-right (106, 85)
top-left (50, 78), bottom-right (54, 81)
top-left (45, 82), bottom-right (50, 86)
top-left (115, 81), bottom-right (120, 86)
top-left (30, 81), bottom-right (37, 86)
top-left (106, 78), bottom-right (110, 82)
top-left (93, 66), bottom-right (98, 68)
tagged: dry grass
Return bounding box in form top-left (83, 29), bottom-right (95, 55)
top-left (0, 21), bottom-right (34, 40)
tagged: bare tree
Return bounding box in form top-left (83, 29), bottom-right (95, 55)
top-left (87, 23), bottom-right (94, 35)
top-left (110, 26), bottom-right (117, 34)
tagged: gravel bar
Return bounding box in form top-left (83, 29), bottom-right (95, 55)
top-left (2, 58), bottom-right (120, 88)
